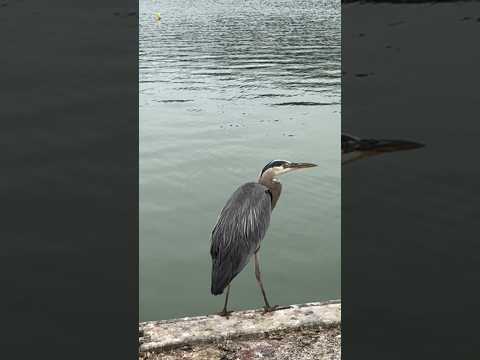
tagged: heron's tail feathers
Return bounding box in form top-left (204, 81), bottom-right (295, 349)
top-left (210, 261), bottom-right (232, 295)
top-left (211, 282), bottom-right (225, 296)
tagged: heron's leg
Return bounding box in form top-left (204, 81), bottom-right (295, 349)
top-left (222, 284), bottom-right (231, 312)
top-left (254, 251), bottom-right (277, 312)
top-left (217, 284), bottom-right (233, 317)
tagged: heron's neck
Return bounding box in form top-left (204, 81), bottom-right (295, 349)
top-left (259, 171), bottom-right (277, 186)
top-left (258, 173), bottom-right (282, 209)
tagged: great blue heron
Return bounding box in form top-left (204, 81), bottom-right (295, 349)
top-left (342, 133), bottom-right (424, 164)
top-left (210, 160), bottom-right (317, 316)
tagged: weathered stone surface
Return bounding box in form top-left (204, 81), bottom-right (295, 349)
top-left (139, 326), bottom-right (340, 360)
top-left (139, 300), bottom-right (341, 359)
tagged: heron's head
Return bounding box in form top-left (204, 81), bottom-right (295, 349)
top-left (259, 159), bottom-right (317, 182)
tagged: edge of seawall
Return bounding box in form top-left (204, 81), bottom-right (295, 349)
top-left (139, 299), bottom-right (341, 354)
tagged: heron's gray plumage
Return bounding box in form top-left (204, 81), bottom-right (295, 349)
top-left (210, 182), bottom-right (272, 295)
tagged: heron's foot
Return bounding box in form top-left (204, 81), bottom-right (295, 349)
top-left (217, 309), bottom-right (233, 318)
top-left (262, 305), bottom-right (291, 313)
top-left (263, 305), bottom-right (278, 313)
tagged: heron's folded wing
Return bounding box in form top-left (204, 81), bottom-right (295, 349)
top-left (210, 182), bottom-right (271, 294)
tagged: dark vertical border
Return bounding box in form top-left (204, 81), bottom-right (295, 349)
top-left (343, 1), bottom-right (480, 358)
top-left (1, 1), bottom-right (138, 358)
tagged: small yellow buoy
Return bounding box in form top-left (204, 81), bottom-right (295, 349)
top-left (155, 12), bottom-right (161, 21)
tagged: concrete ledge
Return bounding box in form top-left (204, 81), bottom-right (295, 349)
top-left (139, 300), bottom-right (341, 353)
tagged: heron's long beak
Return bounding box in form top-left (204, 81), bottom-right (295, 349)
top-left (359, 139), bottom-right (425, 154)
top-left (287, 162), bottom-right (318, 170)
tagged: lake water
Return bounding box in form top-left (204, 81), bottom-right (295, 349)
top-left (140, 0), bottom-right (340, 321)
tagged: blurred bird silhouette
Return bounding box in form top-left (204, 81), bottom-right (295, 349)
top-left (342, 133), bottom-right (424, 165)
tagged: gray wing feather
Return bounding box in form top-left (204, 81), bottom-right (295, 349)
top-left (210, 182), bottom-right (271, 295)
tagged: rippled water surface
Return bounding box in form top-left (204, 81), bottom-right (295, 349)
top-left (140, 0), bottom-right (340, 321)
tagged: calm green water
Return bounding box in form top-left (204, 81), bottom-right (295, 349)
top-left (140, 0), bottom-right (340, 321)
